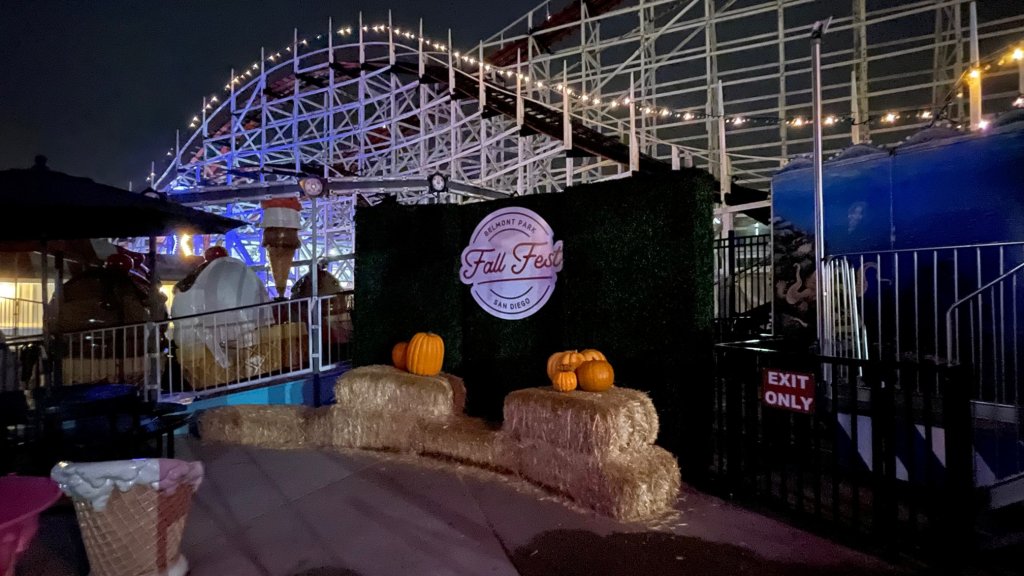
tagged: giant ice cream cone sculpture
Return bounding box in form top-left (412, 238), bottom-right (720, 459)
top-left (261, 197), bottom-right (302, 298)
top-left (51, 459), bottom-right (204, 576)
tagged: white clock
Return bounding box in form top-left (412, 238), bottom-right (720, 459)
top-left (429, 173), bottom-right (448, 193)
top-left (299, 177), bottom-right (324, 198)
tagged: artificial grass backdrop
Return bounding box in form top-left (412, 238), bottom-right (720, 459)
top-left (353, 171), bottom-right (714, 460)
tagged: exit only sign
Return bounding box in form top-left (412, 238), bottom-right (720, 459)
top-left (761, 368), bottom-right (815, 414)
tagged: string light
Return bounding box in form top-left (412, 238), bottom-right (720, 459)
top-left (176, 19), bottom-right (1024, 149)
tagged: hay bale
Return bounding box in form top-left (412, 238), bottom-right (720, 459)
top-left (198, 405), bottom-right (310, 449)
top-left (445, 373), bottom-right (466, 415)
top-left (503, 387), bottom-right (659, 457)
top-left (511, 440), bottom-right (681, 522)
top-left (416, 417), bottom-right (516, 471)
top-left (334, 365), bottom-right (454, 420)
top-left (311, 406), bottom-right (419, 453)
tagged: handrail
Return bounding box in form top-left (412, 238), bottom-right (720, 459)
top-left (59, 291), bottom-right (354, 338)
top-left (713, 255), bottom-right (771, 287)
top-left (0, 295), bottom-right (43, 305)
top-left (830, 240), bottom-right (1024, 259)
top-left (945, 261), bottom-right (1024, 365)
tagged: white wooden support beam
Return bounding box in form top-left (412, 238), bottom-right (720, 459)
top-left (516, 50), bottom-right (524, 127)
top-left (328, 17), bottom-right (334, 64)
top-left (418, 19), bottom-right (425, 78)
top-left (628, 72), bottom-right (638, 173)
top-left (388, 11), bottom-right (395, 66)
top-left (562, 68), bottom-right (572, 150)
top-left (850, 69), bottom-right (861, 144)
top-left (358, 13), bottom-right (365, 65)
top-left (969, 1), bottom-right (982, 130)
top-left (448, 29), bottom-right (455, 95)
top-left (478, 45), bottom-right (486, 110)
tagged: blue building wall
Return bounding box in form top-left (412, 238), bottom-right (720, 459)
top-left (771, 119), bottom-right (1024, 340)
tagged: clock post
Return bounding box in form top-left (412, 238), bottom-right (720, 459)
top-left (299, 177), bottom-right (324, 406)
top-left (428, 173), bottom-right (448, 203)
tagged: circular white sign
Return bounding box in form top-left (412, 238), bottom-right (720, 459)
top-left (459, 207), bottom-right (564, 320)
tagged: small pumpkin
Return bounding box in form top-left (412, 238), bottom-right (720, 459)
top-left (551, 369), bottom-right (577, 393)
top-left (546, 351), bottom-right (565, 380)
top-left (391, 342), bottom-right (408, 371)
top-left (577, 360), bottom-right (615, 392)
top-left (579, 348), bottom-right (607, 362)
top-left (406, 332), bottom-right (445, 376)
top-left (557, 350), bottom-right (586, 372)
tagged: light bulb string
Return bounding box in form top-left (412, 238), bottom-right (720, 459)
top-left (170, 18), bottom-right (1023, 172)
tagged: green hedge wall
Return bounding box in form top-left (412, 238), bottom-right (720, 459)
top-left (353, 171), bottom-right (714, 461)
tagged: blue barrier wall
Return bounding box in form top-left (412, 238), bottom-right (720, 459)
top-left (771, 120), bottom-right (1024, 340)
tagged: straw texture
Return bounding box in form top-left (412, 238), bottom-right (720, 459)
top-left (334, 365), bottom-right (455, 420)
top-left (72, 485), bottom-right (194, 576)
top-left (511, 440), bottom-right (681, 522)
top-left (446, 373), bottom-right (467, 415)
top-left (311, 406), bottom-right (419, 452)
top-left (196, 380), bottom-right (680, 521)
top-left (416, 417), bottom-right (516, 471)
top-left (199, 405), bottom-right (311, 449)
top-left (503, 387), bottom-right (659, 456)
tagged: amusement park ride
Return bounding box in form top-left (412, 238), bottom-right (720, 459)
top-left (3, 3), bottom-right (1024, 562)
top-left (134, 0), bottom-right (1024, 296)
top-left (101, 0), bottom-right (1024, 508)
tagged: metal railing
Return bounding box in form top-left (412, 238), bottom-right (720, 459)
top-left (945, 262), bottom-right (1024, 490)
top-left (0, 296), bottom-right (43, 337)
top-left (712, 341), bottom-right (975, 563)
top-left (714, 233), bottom-right (771, 340)
top-left (0, 335), bottom-right (46, 392)
top-left (946, 261), bottom-right (1024, 408)
top-left (828, 241), bottom-right (1024, 365)
top-left (827, 242), bottom-right (1024, 490)
top-left (57, 293), bottom-right (353, 402)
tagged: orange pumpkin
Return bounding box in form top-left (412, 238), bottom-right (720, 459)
top-left (551, 369), bottom-right (577, 392)
top-left (406, 332), bottom-right (444, 376)
top-left (576, 360), bottom-right (615, 392)
top-left (391, 342), bottom-right (408, 371)
top-left (557, 350), bottom-right (586, 372)
top-left (546, 351), bottom-right (565, 380)
top-left (579, 349), bottom-right (607, 362)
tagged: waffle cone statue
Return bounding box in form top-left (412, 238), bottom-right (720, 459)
top-left (51, 459), bottom-right (204, 576)
top-left (261, 197), bottom-right (303, 298)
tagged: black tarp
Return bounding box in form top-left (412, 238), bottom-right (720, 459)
top-left (0, 163), bottom-right (242, 241)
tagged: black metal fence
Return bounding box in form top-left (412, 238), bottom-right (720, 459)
top-left (710, 340), bottom-right (976, 564)
top-left (713, 232), bottom-right (771, 341)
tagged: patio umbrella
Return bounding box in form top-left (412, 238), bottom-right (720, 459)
top-left (0, 160), bottom-right (242, 242)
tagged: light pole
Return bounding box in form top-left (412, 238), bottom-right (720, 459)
top-left (300, 177), bottom-right (324, 406)
top-left (811, 17), bottom-right (831, 353)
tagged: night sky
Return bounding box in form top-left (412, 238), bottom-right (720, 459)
top-left (0, 0), bottom-right (537, 188)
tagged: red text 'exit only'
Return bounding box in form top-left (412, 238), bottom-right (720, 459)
top-left (761, 368), bottom-right (815, 414)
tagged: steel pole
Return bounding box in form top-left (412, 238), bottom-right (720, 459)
top-left (811, 18), bottom-right (831, 351)
top-left (311, 195), bottom-right (320, 406)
